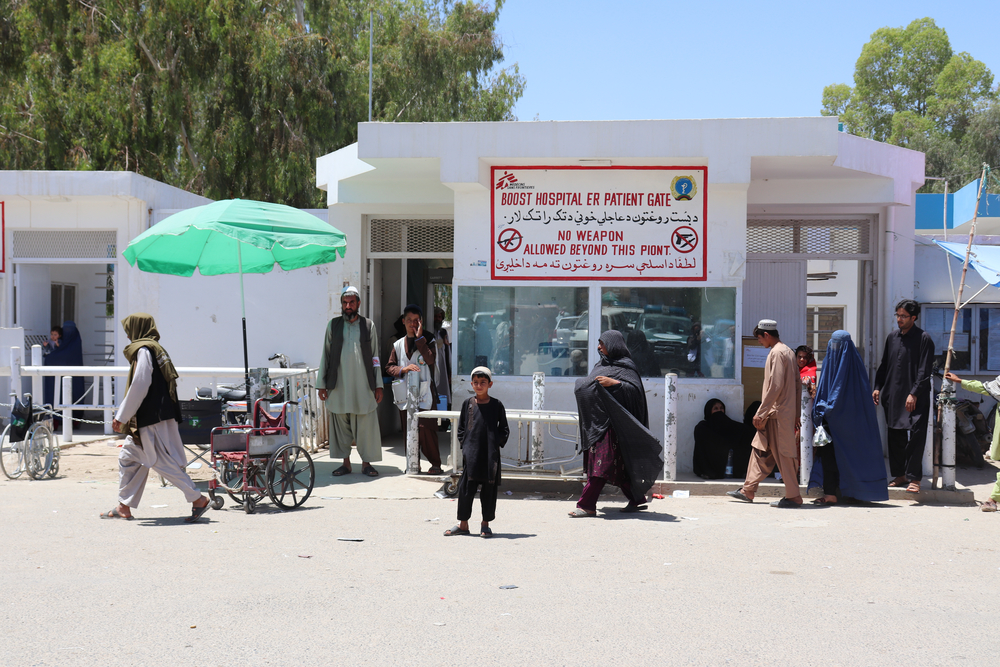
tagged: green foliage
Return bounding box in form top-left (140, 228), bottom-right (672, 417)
top-left (0, 0), bottom-right (525, 206)
top-left (821, 17), bottom-right (999, 192)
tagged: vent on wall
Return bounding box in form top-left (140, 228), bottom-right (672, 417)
top-left (370, 219), bottom-right (453, 254)
top-left (12, 230), bottom-right (117, 259)
top-left (747, 219), bottom-right (871, 257)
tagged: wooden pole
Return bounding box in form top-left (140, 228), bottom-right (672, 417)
top-left (942, 167), bottom-right (988, 377)
top-left (938, 166), bottom-right (988, 489)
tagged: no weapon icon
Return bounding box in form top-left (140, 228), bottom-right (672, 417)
top-left (671, 226), bottom-right (698, 254)
top-left (497, 228), bottom-right (523, 253)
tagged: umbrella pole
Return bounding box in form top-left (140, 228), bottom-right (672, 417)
top-left (238, 243), bottom-right (251, 421)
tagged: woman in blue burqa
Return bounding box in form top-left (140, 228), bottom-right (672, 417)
top-left (43, 321), bottom-right (84, 417)
top-left (570, 329), bottom-right (663, 516)
top-left (811, 330), bottom-right (888, 504)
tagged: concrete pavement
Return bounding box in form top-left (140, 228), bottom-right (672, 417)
top-left (2, 435), bottom-right (999, 665)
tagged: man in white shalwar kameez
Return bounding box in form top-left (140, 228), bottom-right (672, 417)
top-left (101, 313), bottom-right (210, 522)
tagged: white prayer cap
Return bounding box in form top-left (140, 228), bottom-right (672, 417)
top-left (470, 366), bottom-right (493, 381)
top-left (341, 285), bottom-right (360, 298)
top-left (755, 318), bottom-right (778, 332)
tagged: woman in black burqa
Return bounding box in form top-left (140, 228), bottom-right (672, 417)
top-left (569, 330), bottom-right (663, 516)
top-left (692, 398), bottom-right (754, 479)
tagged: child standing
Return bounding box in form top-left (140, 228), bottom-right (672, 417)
top-left (444, 367), bottom-right (509, 537)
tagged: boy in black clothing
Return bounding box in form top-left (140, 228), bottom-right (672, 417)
top-left (444, 367), bottom-right (509, 538)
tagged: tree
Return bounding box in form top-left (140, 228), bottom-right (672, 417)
top-left (0, 0), bottom-right (525, 207)
top-left (822, 17), bottom-right (999, 191)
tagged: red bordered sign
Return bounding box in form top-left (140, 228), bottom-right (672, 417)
top-left (491, 166), bottom-right (707, 281)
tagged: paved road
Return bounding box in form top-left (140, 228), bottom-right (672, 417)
top-left (2, 442), bottom-right (999, 666)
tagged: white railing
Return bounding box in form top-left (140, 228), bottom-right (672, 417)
top-left (2, 345), bottom-right (318, 450)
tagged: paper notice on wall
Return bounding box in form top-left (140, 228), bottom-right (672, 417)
top-left (923, 308), bottom-right (945, 332)
top-left (930, 331), bottom-right (969, 353)
top-left (743, 346), bottom-right (770, 368)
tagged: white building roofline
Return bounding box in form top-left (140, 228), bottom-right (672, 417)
top-left (0, 170), bottom-right (211, 208)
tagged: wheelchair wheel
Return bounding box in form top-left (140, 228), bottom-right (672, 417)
top-left (265, 444), bottom-right (314, 510)
top-left (0, 425), bottom-right (24, 480)
top-left (26, 424), bottom-right (54, 480)
top-left (222, 461), bottom-right (266, 505)
top-left (46, 442), bottom-right (60, 478)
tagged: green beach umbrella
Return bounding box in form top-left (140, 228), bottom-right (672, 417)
top-left (123, 198), bottom-right (347, 403)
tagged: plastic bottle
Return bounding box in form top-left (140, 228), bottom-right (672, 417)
top-left (724, 449), bottom-right (734, 478)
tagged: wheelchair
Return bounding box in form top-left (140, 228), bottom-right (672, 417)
top-left (207, 398), bottom-right (314, 514)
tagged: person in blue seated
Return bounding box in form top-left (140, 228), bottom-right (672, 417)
top-left (42, 321), bottom-right (84, 424)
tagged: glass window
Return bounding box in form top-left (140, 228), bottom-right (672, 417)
top-left (979, 307), bottom-right (1000, 373)
top-left (456, 286), bottom-right (588, 377)
top-left (600, 287), bottom-right (738, 378)
top-left (922, 306), bottom-right (971, 372)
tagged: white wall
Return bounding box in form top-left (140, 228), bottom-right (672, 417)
top-left (16, 264), bottom-right (50, 336)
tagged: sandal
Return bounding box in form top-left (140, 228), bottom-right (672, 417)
top-left (426, 467), bottom-right (444, 475)
top-left (619, 503), bottom-right (648, 513)
top-left (444, 525), bottom-right (470, 536)
top-left (906, 482), bottom-right (921, 494)
top-left (100, 507), bottom-right (133, 520)
top-left (331, 465), bottom-right (351, 477)
top-left (184, 500), bottom-right (211, 523)
top-left (361, 465), bottom-right (379, 477)
top-left (981, 499), bottom-right (997, 512)
top-left (726, 489), bottom-right (753, 503)
top-left (568, 508), bottom-right (596, 518)
top-left (888, 476), bottom-right (907, 487)
top-left (480, 526), bottom-right (493, 538)
top-left (811, 496), bottom-right (837, 505)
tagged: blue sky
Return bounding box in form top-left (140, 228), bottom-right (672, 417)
top-left (494, 0), bottom-right (1000, 121)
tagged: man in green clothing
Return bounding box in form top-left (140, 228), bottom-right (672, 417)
top-left (317, 286), bottom-right (384, 477)
top-left (944, 371), bottom-right (1000, 511)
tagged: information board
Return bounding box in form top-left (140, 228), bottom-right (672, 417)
top-left (491, 166), bottom-right (707, 281)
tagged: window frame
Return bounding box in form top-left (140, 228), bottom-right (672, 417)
top-left (919, 302), bottom-right (1000, 375)
top-left (453, 283), bottom-right (740, 381)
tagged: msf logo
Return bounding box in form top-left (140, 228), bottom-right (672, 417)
top-left (495, 171), bottom-right (518, 190)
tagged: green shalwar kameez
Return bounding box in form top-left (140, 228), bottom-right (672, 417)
top-left (959, 380), bottom-right (1000, 502)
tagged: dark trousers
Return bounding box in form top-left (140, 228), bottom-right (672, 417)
top-left (397, 411), bottom-right (442, 469)
top-left (888, 416), bottom-right (928, 482)
top-left (818, 443), bottom-right (840, 497)
top-left (576, 476), bottom-right (641, 512)
top-left (456, 469), bottom-right (498, 523)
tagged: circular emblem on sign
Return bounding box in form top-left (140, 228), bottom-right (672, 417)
top-left (671, 175), bottom-right (697, 201)
top-left (497, 228), bottom-right (523, 253)
top-left (671, 226), bottom-right (699, 254)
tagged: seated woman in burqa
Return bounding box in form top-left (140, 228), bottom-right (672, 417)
top-left (42, 320), bottom-right (84, 419)
top-left (570, 330), bottom-right (663, 517)
top-left (811, 330), bottom-right (889, 505)
top-left (626, 329), bottom-right (660, 378)
top-left (692, 398), bottom-right (754, 479)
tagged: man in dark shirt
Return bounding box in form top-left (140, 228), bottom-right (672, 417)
top-left (873, 299), bottom-right (935, 493)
